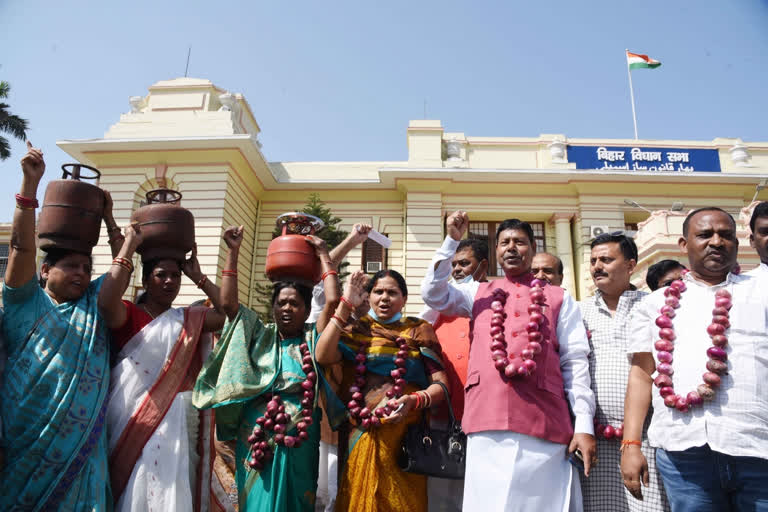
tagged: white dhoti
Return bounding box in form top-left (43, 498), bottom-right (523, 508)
top-left (315, 440), bottom-right (339, 512)
top-left (462, 431), bottom-right (581, 512)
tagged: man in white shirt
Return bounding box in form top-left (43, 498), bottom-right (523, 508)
top-left (748, 201), bottom-right (768, 279)
top-left (622, 207), bottom-right (768, 511)
top-left (422, 210), bottom-right (595, 512)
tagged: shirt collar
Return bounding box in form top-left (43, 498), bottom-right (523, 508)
top-left (593, 287), bottom-right (645, 311)
top-left (682, 270), bottom-right (740, 289)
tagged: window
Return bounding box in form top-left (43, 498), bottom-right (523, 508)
top-left (362, 235), bottom-right (388, 273)
top-left (467, 221), bottom-right (545, 277)
top-left (0, 243), bottom-right (7, 279)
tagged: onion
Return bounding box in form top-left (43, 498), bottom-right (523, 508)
top-left (712, 315), bottom-right (730, 328)
top-left (267, 400), bottom-right (280, 412)
top-left (670, 280), bottom-right (686, 292)
top-left (347, 400), bottom-right (358, 410)
top-left (655, 315), bottom-right (673, 329)
top-left (603, 425), bottom-right (615, 439)
top-left (530, 290), bottom-right (545, 303)
top-left (711, 306), bottom-right (729, 317)
top-left (355, 377), bottom-right (366, 387)
top-left (706, 323), bottom-right (726, 336)
top-left (517, 365), bottom-right (531, 376)
top-left (385, 390), bottom-right (394, 398)
top-left (523, 359), bottom-right (537, 372)
top-left (715, 288), bottom-right (731, 298)
top-left (660, 305), bottom-right (676, 318)
top-left (263, 419), bottom-right (275, 430)
top-left (299, 431), bottom-right (310, 440)
top-left (274, 413), bottom-right (288, 424)
top-left (615, 427), bottom-right (624, 439)
top-left (664, 287), bottom-right (680, 298)
top-left (273, 424), bottom-right (286, 434)
top-left (297, 421), bottom-right (307, 431)
top-left (490, 325), bottom-right (503, 336)
top-left (504, 363), bottom-right (519, 377)
top-left (359, 407), bottom-right (371, 418)
top-left (356, 364), bottom-right (368, 374)
top-left (398, 368), bottom-right (407, 377)
top-left (714, 297), bottom-right (732, 310)
top-left (283, 436), bottom-right (296, 448)
top-left (351, 392), bottom-right (363, 402)
top-left (301, 380), bottom-right (314, 391)
top-left (494, 359), bottom-right (507, 370)
top-left (654, 374), bottom-right (673, 388)
top-left (529, 312), bottom-right (544, 325)
top-left (392, 385), bottom-right (403, 394)
top-left (594, 424), bottom-right (605, 437)
top-left (659, 328), bottom-right (676, 341)
top-left (707, 346), bottom-right (727, 360)
top-left (531, 278), bottom-right (546, 288)
top-left (374, 408), bottom-right (386, 418)
top-left (395, 378), bottom-right (406, 387)
top-left (665, 296), bottom-right (680, 308)
top-left (349, 407), bottom-right (361, 417)
top-left (675, 396), bottom-right (689, 412)
top-left (711, 335), bottom-right (728, 347)
top-left (273, 434), bottom-right (285, 444)
top-left (526, 322), bottom-right (540, 332)
top-left (657, 351), bottom-right (673, 364)
top-left (301, 408), bottom-right (312, 418)
top-left (655, 340), bottom-right (674, 352)
top-left (491, 300), bottom-right (504, 312)
top-left (369, 417), bottom-right (381, 427)
top-left (659, 386), bottom-right (675, 397)
top-left (521, 348), bottom-right (534, 360)
top-left (396, 350), bottom-right (408, 358)
top-left (528, 341), bottom-right (543, 354)
top-left (491, 341), bottom-right (506, 352)
top-left (492, 349), bottom-right (507, 360)
top-left (355, 353), bottom-right (366, 363)
top-left (703, 372), bottom-right (721, 387)
top-left (302, 355), bottom-right (313, 365)
top-left (697, 384), bottom-right (716, 400)
top-left (258, 441), bottom-right (269, 451)
top-left (664, 394), bottom-right (678, 408)
top-left (255, 417), bottom-right (266, 426)
top-left (306, 371), bottom-right (317, 382)
top-left (302, 363), bottom-right (313, 373)
top-left (706, 359), bottom-right (728, 374)
top-left (301, 397), bottom-right (312, 407)
top-left (394, 358), bottom-right (406, 367)
top-left (528, 331), bottom-right (543, 342)
top-left (656, 362), bottom-right (674, 375)
top-left (492, 312), bottom-right (506, 322)
top-left (686, 391), bottom-right (703, 406)
top-left (527, 304), bottom-right (542, 315)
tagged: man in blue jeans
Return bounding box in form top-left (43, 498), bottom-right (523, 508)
top-left (621, 207), bottom-right (768, 511)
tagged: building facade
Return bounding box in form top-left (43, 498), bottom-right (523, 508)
top-left (55, 78), bottom-right (768, 314)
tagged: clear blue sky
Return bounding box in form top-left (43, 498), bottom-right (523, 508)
top-left (1, 1), bottom-right (767, 219)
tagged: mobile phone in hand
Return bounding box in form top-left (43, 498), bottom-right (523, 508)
top-left (568, 449), bottom-right (585, 473)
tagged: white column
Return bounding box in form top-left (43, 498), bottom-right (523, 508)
top-left (552, 213), bottom-right (576, 295)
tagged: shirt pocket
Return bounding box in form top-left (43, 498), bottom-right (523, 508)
top-left (464, 370), bottom-right (480, 393)
top-left (730, 302), bottom-right (767, 335)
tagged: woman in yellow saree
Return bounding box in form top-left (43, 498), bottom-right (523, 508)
top-left (316, 269), bottom-right (449, 512)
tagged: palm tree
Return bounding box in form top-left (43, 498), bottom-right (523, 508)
top-left (0, 81), bottom-right (29, 160)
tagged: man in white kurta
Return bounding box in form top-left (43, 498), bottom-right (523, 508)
top-left (421, 211), bottom-right (595, 512)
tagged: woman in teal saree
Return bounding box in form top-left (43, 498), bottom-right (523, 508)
top-left (193, 226), bottom-right (340, 511)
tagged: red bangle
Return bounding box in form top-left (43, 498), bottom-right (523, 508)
top-left (15, 194), bottom-right (39, 209)
top-left (222, 269), bottom-right (237, 277)
top-left (340, 296), bottom-right (355, 310)
top-left (112, 257), bottom-right (133, 273)
top-left (196, 275), bottom-right (208, 288)
top-left (331, 314), bottom-right (347, 325)
top-left (321, 269), bottom-right (338, 281)
top-left (411, 392), bottom-right (421, 409)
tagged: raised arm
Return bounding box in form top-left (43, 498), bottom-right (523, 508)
top-left (219, 226), bottom-right (244, 320)
top-left (328, 223), bottom-right (372, 267)
top-left (98, 225), bottom-right (143, 328)
top-left (305, 235), bottom-right (338, 332)
top-left (6, 142), bottom-right (45, 288)
top-left (102, 190), bottom-right (125, 258)
top-left (182, 241), bottom-right (230, 332)
top-left (315, 270), bottom-right (368, 365)
top-left (420, 210), bottom-right (475, 317)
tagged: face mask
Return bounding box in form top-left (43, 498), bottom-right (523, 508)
top-left (369, 310), bottom-right (402, 324)
top-left (451, 265), bottom-right (481, 285)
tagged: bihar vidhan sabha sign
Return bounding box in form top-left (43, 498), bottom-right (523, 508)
top-left (567, 145), bottom-right (722, 173)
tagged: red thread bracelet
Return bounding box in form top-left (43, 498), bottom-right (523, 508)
top-left (15, 194), bottom-right (39, 209)
top-left (321, 269), bottom-right (338, 281)
top-left (340, 296), bottom-right (355, 310)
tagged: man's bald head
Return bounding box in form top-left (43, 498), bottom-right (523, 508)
top-left (531, 252), bottom-right (564, 286)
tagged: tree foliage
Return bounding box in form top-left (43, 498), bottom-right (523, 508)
top-left (0, 81), bottom-right (29, 160)
top-left (251, 193), bottom-right (349, 322)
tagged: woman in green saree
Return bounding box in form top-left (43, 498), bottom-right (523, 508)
top-left (193, 226), bottom-right (339, 511)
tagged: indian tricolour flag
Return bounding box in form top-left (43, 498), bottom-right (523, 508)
top-left (626, 50), bottom-right (661, 70)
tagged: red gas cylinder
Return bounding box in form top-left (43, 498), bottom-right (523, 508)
top-left (131, 189), bottom-right (195, 262)
top-left (265, 213), bottom-right (325, 284)
top-left (38, 163), bottom-right (105, 254)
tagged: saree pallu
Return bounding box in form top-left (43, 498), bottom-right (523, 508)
top-left (193, 306), bottom-right (323, 512)
top-left (0, 276), bottom-right (111, 511)
top-left (107, 306), bottom-right (218, 512)
top-left (333, 316), bottom-right (444, 512)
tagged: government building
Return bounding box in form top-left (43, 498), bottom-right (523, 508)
top-left (52, 78), bottom-right (768, 314)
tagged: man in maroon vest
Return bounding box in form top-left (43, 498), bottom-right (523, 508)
top-left (422, 210), bottom-right (596, 512)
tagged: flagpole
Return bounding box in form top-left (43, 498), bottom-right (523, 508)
top-left (626, 49), bottom-right (639, 140)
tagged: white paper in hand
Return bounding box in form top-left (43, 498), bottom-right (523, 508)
top-left (365, 228), bottom-right (391, 249)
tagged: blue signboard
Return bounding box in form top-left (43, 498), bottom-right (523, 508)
top-left (567, 145), bottom-right (722, 173)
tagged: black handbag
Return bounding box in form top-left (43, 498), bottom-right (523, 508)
top-left (398, 381), bottom-right (467, 479)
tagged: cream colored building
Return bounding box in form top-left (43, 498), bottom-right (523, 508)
top-left (55, 78), bottom-right (768, 315)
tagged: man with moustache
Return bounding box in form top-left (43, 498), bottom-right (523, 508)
top-left (420, 237), bottom-right (489, 512)
top-left (422, 210), bottom-right (595, 512)
top-left (622, 207), bottom-right (768, 511)
top-left (748, 201), bottom-right (768, 281)
top-left (578, 233), bottom-right (669, 511)
top-left (531, 252), bottom-right (564, 286)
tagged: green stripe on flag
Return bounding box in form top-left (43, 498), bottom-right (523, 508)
top-left (629, 62), bottom-right (661, 70)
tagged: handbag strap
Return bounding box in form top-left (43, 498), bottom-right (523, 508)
top-left (431, 380), bottom-right (458, 425)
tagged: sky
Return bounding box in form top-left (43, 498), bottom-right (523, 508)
top-left (1, 0), bottom-right (767, 219)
